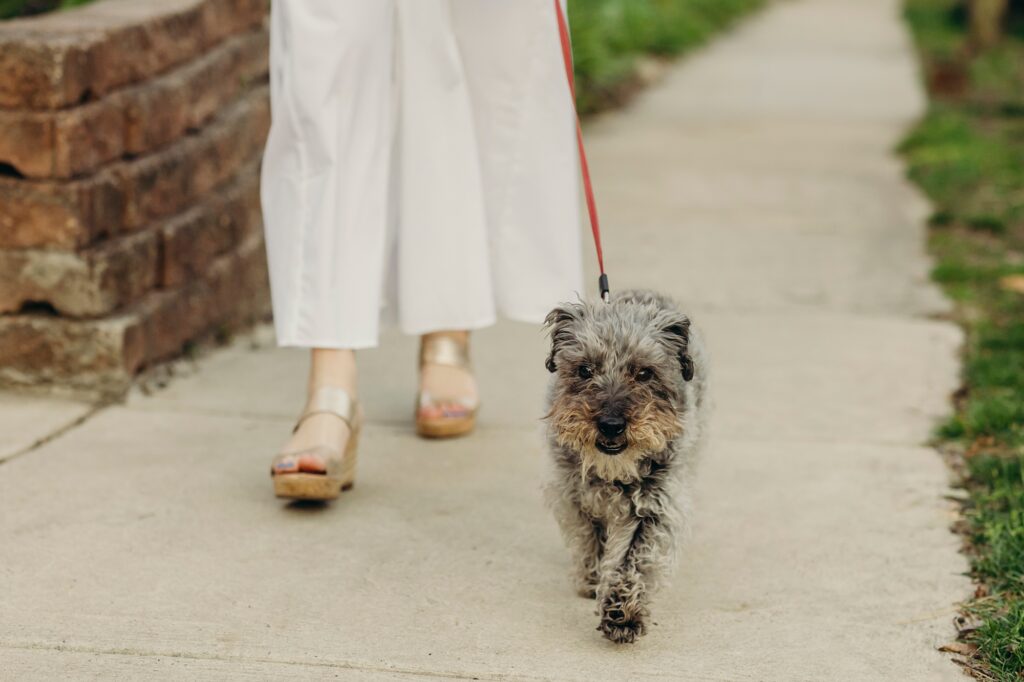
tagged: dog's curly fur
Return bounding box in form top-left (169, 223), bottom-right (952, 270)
top-left (543, 290), bottom-right (710, 643)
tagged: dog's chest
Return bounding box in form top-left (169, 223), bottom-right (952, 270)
top-left (577, 479), bottom-right (635, 522)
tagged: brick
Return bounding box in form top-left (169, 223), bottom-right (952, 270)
top-left (0, 232), bottom-right (269, 398)
top-left (122, 86), bottom-right (269, 230)
top-left (197, 0), bottom-right (267, 46)
top-left (137, 232), bottom-right (271, 363)
top-left (0, 0), bottom-right (266, 110)
top-left (159, 160), bottom-right (261, 287)
top-left (0, 158), bottom-right (262, 318)
top-left (0, 170), bottom-right (125, 249)
top-left (50, 100), bottom-right (127, 179)
top-left (0, 229), bottom-right (158, 318)
top-left (0, 116), bottom-right (54, 178)
top-left (0, 312), bottom-right (142, 399)
top-left (125, 28), bottom-right (268, 156)
top-left (200, 232), bottom-right (269, 330)
top-left (143, 233), bottom-right (268, 362)
top-left (0, 34), bottom-right (92, 113)
top-left (0, 101), bottom-right (124, 180)
top-left (0, 85), bottom-right (268, 249)
top-left (0, 28), bottom-right (268, 179)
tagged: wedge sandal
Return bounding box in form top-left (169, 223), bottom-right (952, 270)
top-left (415, 334), bottom-right (479, 439)
top-left (271, 386), bottom-right (361, 501)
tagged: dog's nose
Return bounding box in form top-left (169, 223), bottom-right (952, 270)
top-left (596, 416), bottom-right (626, 439)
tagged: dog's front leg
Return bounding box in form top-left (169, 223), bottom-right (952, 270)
top-left (597, 511), bottom-right (673, 644)
top-left (595, 513), bottom-right (644, 643)
top-left (549, 487), bottom-right (603, 598)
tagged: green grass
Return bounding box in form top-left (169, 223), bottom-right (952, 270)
top-left (923, 232), bottom-right (1024, 455)
top-left (903, 0), bottom-right (1024, 679)
top-left (0, 0), bottom-right (93, 20)
top-left (963, 455), bottom-right (1024, 678)
top-left (970, 597), bottom-right (1024, 679)
top-left (569, 0), bottom-right (764, 113)
top-left (901, 109), bottom-right (1024, 237)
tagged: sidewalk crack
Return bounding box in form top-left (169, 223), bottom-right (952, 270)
top-left (0, 404), bottom-right (106, 467)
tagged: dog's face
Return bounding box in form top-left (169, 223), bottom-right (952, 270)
top-left (544, 295), bottom-right (694, 481)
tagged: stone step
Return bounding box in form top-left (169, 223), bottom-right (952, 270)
top-left (0, 232), bottom-right (268, 399)
top-left (0, 0), bottom-right (264, 110)
top-left (0, 160), bottom-right (261, 318)
top-left (0, 84), bottom-right (269, 250)
top-left (0, 27), bottom-right (267, 179)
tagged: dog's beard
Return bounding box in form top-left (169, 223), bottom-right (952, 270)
top-left (578, 445), bottom-right (643, 483)
top-left (628, 400), bottom-right (682, 455)
top-left (549, 406), bottom-right (621, 482)
top-left (552, 415), bottom-right (681, 485)
top-left (551, 398), bottom-right (683, 483)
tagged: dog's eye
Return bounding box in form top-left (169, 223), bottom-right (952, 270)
top-left (577, 365), bottom-right (594, 380)
top-left (635, 368), bottom-right (654, 382)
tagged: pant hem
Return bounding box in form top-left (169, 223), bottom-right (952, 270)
top-left (400, 314), bottom-right (497, 337)
top-left (274, 337), bottom-right (381, 351)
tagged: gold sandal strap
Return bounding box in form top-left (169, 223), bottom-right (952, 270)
top-left (420, 335), bottom-right (470, 370)
top-left (293, 387), bottom-right (357, 434)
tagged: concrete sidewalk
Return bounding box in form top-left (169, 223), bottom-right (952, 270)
top-left (0, 0), bottom-right (970, 679)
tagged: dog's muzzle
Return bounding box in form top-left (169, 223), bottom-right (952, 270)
top-left (595, 416), bottom-right (627, 455)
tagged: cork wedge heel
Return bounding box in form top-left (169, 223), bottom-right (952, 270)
top-left (271, 387), bottom-right (361, 501)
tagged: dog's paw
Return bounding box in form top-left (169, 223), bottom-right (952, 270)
top-left (598, 613), bottom-right (646, 644)
top-left (598, 592), bottom-right (647, 643)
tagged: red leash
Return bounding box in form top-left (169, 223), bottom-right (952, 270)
top-left (554, 0), bottom-right (610, 303)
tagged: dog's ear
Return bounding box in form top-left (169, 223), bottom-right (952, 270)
top-left (543, 304), bottom-right (583, 373)
top-left (660, 317), bottom-right (694, 382)
top-left (680, 354), bottom-right (695, 382)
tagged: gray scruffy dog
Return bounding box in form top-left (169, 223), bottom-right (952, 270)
top-left (543, 290), bottom-right (710, 644)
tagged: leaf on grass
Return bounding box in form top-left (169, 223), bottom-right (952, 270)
top-left (939, 641), bottom-right (980, 656)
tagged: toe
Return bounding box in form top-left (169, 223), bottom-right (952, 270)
top-left (419, 401), bottom-right (473, 420)
top-left (296, 453), bottom-right (327, 474)
top-left (418, 403), bottom-right (445, 420)
top-left (271, 457), bottom-right (299, 475)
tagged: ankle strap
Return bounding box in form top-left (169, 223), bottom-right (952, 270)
top-left (293, 386), bottom-right (357, 434)
top-left (420, 335), bottom-right (470, 370)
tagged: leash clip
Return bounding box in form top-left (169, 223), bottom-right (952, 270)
top-left (599, 274), bottom-right (610, 303)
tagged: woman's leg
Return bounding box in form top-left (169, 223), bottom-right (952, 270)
top-left (261, 0), bottom-right (396, 349)
top-left (280, 349), bottom-right (358, 457)
top-left (262, 0), bottom-right (395, 478)
top-left (401, 0), bottom-right (582, 429)
top-left (392, 1), bottom-right (493, 435)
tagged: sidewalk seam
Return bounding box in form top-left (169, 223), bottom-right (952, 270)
top-left (0, 404), bottom-right (106, 467)
top-left (0, 640), bottom-right (689, 682)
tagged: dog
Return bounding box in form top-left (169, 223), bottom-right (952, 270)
top-left (543, 290), bottom-right (710, 643)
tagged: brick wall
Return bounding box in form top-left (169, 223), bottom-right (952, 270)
top-left (0, 0), bottom-right (271, 399)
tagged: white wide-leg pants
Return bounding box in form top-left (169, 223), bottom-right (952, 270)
top-left (260, 0), bottom-right (584, 349)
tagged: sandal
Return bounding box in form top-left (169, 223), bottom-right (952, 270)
top-left (271, 386), bottom-right (361, 500)
top-left (415, 334), bottom-right (479, 438)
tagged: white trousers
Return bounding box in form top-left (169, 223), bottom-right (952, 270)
top-left (260, 0), bottom-right (584, 349)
